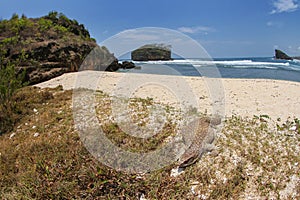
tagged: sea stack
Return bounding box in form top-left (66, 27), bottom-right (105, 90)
top-left (131, 44), bottom-right (172, 61)
top-left (275, 49), bottom-right (293, 60)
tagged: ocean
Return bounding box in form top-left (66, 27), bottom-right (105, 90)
top-left (120, 57), bottom-right (300, 82)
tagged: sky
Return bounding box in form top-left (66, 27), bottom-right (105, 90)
top-left (0, 0), bottom-right (299, 58)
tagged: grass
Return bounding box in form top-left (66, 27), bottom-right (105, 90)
top-left (0, 86), bottom-right (299, 199)
top-left (94, 92), bottom-right (182, 153)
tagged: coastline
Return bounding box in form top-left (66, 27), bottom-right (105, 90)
top-left (35, 71), bottom-right (300, 120)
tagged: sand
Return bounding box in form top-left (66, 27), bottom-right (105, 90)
top-left (35, 71), bottom-right (300, 120)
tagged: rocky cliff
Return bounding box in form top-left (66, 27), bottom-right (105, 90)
top-left (131, 44), bottom-right (171, 61)
top-left (0, 12), bottom-right (129, 84)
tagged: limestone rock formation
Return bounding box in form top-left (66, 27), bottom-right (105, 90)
top-left (131, 44), bottom-right (172, 61)
top-left (21, 41), bottom-right (96, 84)
top-left (79, 46), bottom-right (137, 72)
top-left (274, 49), bottom-right (300, 60)
top-left (121, 61), bottom-right (136, 69)
top-left (275, 49), bottom-right (292, 60)
top-left (0, 12), bottom-right (122, 84)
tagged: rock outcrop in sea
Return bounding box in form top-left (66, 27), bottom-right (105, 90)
top-left (275, 49), bottom-right (300, 60)
top-left (131, 44), bottom-right (172, 61)
top-left (275, 49), bottom-right (292, 60)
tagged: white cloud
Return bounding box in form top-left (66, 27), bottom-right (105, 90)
top-left (266, 21), bottom-right (283, 27)
top-left (271, 0), bottom-right (299, 14)
top-left (178, 26), bottom-right (215, 34)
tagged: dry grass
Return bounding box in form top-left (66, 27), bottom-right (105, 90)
top-left (185, 115), bottom-right (300, 199)
top-left (0, 86), bottom-right (299, 199)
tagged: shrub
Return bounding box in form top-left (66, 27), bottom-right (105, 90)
top-left (0, 36), bottom-right (19, 45)
top-left (0, 51), bottom-right (27, 134)
top-left (47, 11), bottom-right (58, 22)
top-left (38, 18), bottom-right (53, 32)
top-left (54, 25), bottom-right (68, 34)
top-left (17, 16), bottom-right (34, 30)
top-left (10, 13), bottom-right (19, 21)
top-left (7, 13), bottom-right (34, 35)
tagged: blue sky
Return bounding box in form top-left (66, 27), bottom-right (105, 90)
top-left (0, 0), bottom-right (299, 58)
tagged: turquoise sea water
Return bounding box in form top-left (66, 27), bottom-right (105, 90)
top-left (120, 57), bottom-right (300, 82)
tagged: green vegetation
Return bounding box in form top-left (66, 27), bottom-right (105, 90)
top-left (0, 86), bottom-right (299, 199)
top-left (0, 12), bottom-right (95, 49)
top-left (0, 11), bottom-right (97, 55)
top-left (0, 12), bottom-right (96, 72)
top-left (0, 48), bottom-right (28, 134)
top-left (38, 18), bottom-right (53, 32)
top-left (0, 63), bottom-right (23, 134)
top-left (0, 11), bottom-right (97, 84)
top-left (0, 36), bottom-right (19, 46)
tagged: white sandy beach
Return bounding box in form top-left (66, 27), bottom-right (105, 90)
top-left (35, 71), bottom-right (300, 120)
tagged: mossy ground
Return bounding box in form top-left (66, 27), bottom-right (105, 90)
top-left (0, 86), bottom-right (299, 199)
